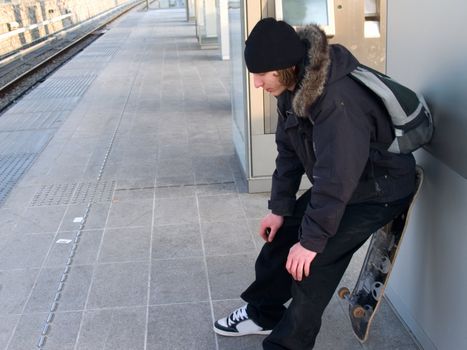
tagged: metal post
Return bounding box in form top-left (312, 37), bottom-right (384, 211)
top-left (146, 0), bottom-right (149, 10)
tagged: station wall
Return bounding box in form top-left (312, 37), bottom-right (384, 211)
top-left (385, 1), bottom-right (467, 349)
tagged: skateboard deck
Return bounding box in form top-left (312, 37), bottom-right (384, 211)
top-left (338, 166), bottom-right (424, 342)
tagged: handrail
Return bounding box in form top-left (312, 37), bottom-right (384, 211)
top-left (0, 14), bottom-right (73, 42)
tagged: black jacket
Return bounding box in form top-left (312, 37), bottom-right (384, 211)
top-left (269, 25), bottom-right (416, 253)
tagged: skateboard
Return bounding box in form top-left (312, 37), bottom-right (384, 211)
top-left (338, 166), bottom-right (424, 343)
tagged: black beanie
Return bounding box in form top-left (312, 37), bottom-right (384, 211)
top-left (244, 18), bottom-right (306, 73)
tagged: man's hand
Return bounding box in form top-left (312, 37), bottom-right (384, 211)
top-left (259, 213), bottom-right (284, 242)
top-left (286, 243), bottom-right (317, 281)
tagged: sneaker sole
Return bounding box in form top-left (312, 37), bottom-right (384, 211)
top-left (213, 326), bottom-right (272, 337)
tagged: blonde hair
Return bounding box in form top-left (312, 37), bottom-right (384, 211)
top-left (277, 67), bottom-right (299, 88)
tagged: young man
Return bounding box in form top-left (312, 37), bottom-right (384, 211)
top-left (214, 18), bottom-right (416, 349)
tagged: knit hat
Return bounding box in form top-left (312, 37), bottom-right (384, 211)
top-left (244, 18), bottom-right (306, 73)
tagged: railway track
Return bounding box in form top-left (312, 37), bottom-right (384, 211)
top-left (0, 0), bottom-right (147, 114)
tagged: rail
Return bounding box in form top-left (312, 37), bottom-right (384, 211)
top-left (0, 0), bottom-right (146, 107)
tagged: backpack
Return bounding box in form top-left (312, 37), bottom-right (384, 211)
top-left (349, 64), bottom-right (433, 154)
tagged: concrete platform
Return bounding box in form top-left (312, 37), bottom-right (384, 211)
top-left (0, 7), bottom-right (420, 350)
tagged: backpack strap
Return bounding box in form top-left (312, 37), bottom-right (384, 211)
top-left (349, 64), bottom-right (433, 154)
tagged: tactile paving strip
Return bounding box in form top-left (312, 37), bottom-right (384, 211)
top-left (0, 111), bottom-right (64, 131)
top-left (79, 45), bottom-right (121, 57)
top-left (0, 153), bottom-right (37, 204)
top-left (30, 180), bottom-right (116, 206)
top-left (0, 130), bottom-right (54, 154)
top-left (25, 75), bottom-right (97, 99)
top-left (72, 181), bottom-right (116, 204)
top-left (5, 97), bottom-right (80, 114)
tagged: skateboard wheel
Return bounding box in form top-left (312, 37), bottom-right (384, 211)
top-left (351, 305), bottom-right (366, 318)
top-left (337, 287), bottom-right (350, 299)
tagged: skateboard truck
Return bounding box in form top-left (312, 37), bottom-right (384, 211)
top-left (372, 256), bottom-right (391, 274)
top-left (337, 287), bottom-right (369, 319)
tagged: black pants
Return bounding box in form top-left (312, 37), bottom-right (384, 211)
top-left (241, 190), bottom-right (412, 350)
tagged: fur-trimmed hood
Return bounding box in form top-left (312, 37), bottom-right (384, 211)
top-left (292, 24), bottom-right (330, 117)
top-left (292, 25), bottom-right (358, 117)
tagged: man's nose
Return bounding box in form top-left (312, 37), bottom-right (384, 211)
top-left (253, 75), bottom-right (263, 88)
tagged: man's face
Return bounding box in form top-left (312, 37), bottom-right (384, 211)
top-left (252, 71), bottom-right (287, 96)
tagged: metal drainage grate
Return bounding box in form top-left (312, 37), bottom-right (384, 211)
top-left (0, 153), bottom-right (37, 204)
top-left (30, 180), bottom-right (116, 206)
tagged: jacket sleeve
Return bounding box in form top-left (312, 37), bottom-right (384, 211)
top-left (299, 99), bottom-right (371, 253)
top-left (268, 115), bottom-right (305, 216)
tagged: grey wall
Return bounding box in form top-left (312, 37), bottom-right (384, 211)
top-left (385, 1), bottom-right (467, 349)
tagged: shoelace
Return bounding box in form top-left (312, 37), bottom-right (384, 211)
top-left (227, 306), bottom-right (248, 326)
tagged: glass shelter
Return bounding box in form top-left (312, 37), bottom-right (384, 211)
top-left (229, 0), bottom-right (386, 192)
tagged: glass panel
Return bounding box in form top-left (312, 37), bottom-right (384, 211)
top-left (364, 0), bottom-right (380, 38)
top-left (263, 93), bottom-right (278, 134)
top-left (282, 0), bottom-right (329, 26)
top-left (365, 0), bottom-right (378, 16)
top-left (195, 0), bottom-right (219, 47)
top-left (229, 3), bottom-right (246, 144)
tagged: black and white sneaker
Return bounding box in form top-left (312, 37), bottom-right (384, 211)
top-left (214, 305), bottom-right (272, 336)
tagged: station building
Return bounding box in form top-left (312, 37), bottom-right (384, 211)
top-left (191, 1), bottom-right (467, 349)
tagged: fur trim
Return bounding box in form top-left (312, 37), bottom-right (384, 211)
top-left (292, 25), bottom-right (331, 117)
